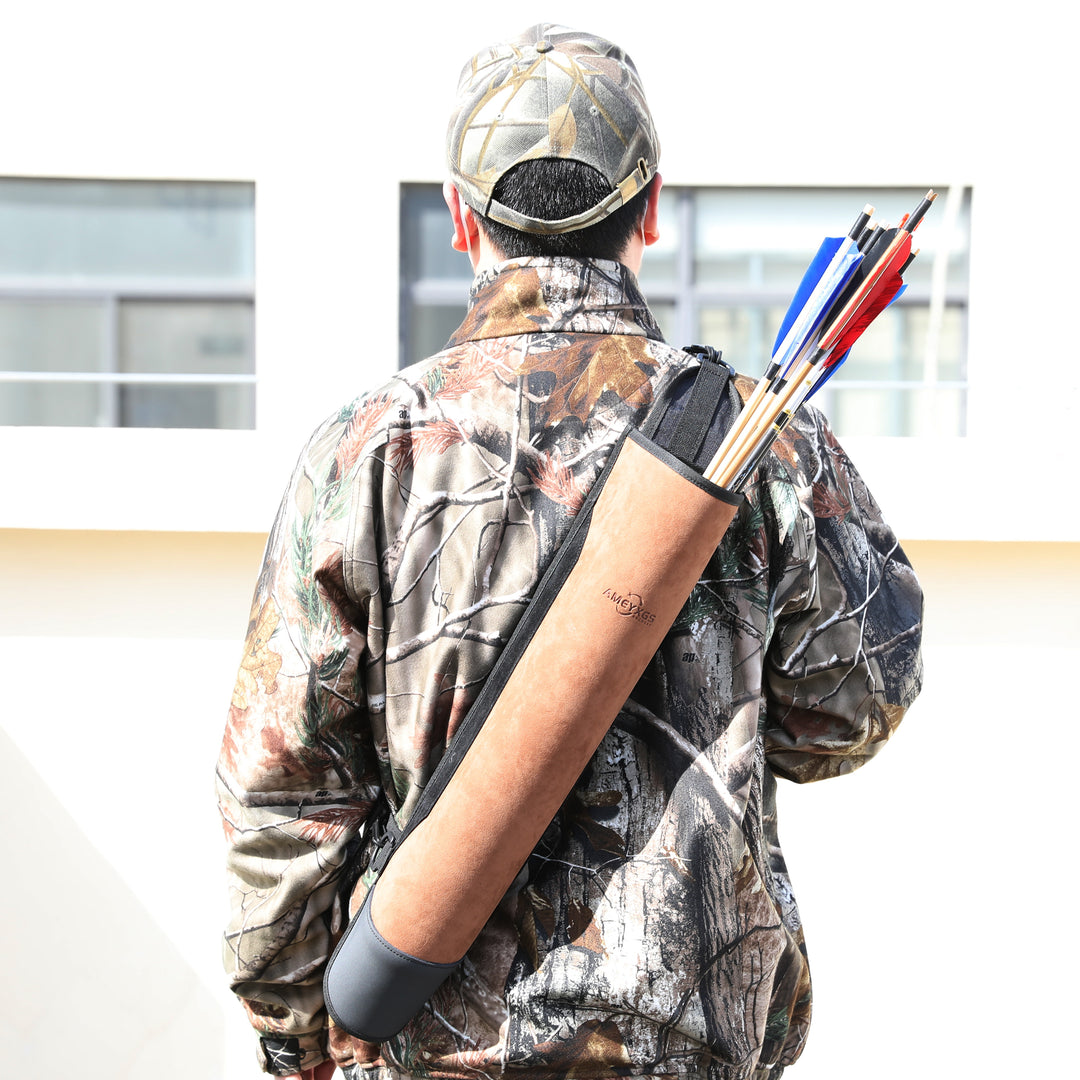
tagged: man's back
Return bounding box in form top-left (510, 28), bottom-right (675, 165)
top-left (219, 255), bottom-right (922, 1078)
top-left (218, 25), bottom-right (921, 1079)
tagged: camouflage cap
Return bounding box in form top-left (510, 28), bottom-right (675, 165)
top-left (447, 24), bottom-right (660, 235)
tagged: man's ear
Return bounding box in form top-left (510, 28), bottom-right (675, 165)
top-left (642, 172), bottom-right (663, 247)
top-left (442, 180), bottom-right (480, 255)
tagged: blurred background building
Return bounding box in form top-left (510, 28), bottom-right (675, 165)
top-left (2, 2), bottom-right (1076, 1077)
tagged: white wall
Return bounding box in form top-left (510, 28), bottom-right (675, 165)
top-left (0, 532), bottom-right (259, 1076)
top-left (775, 539), bottom-right (1080, 1078)
top-left (2, 1), bottom-right (1077, 1076)
top-left (2, 0), bottom-right (1077, 540)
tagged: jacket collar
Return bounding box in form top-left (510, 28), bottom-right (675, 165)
top-left (446, 258), bottom-right (664, 347)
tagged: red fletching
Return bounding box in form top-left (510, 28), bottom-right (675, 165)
top-left (818, 231), bottom-right (912, 353)
top-left (825, 273), bottom-right (904, 362)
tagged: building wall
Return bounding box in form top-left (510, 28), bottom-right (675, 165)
top-left (2, 1), bottom-right (1076, 542)
top-left (2, 1), bottom-right (1077, 1077)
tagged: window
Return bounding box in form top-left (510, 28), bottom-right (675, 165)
top-left (0, 178), bottom-right (255, 429)
top-left (400, 184), bottom-right (970, 437)
top-left (399, 184), bottom-right (474, 371)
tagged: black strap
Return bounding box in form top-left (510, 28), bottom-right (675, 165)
top-left (640, 345), bottom-right (735, 470)
top-left (667, 347), bottom-right (731, 464)
top-left (371, 426), bottom-right (636, 872)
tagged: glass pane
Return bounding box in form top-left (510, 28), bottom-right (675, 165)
top-left (902, 305), bottom-right (965, 382)
top-left (116, 300), bottom-right (255, 429)
top-left (829, 387), bottom-right (903, 437)
top-left (703, 254), bottom-right (756, 287)
top-left (637, 185), bottom-right (680, 289)
top-left (758, 253), bottom-right (817, 289)
top-left (648, 300), bottom-right (676, 344)
top-left (0, 381), bottom-right (103, 426)
top-left (118, 300), bottom-right (254, 375)
top-left (693, 187), bottom-right (970, 298)
top-left (0, 298), bottom-right (107, 372)
top-left (699, 304), bottom-right (786, 374)
top-left (401, 185), bottom-right (474, 282)
top-left (119, 384), bottom-right (254, 429)
top-left (695, 189), bottom-right (854, 290)
top-left (404, 303), bottom-right (467, 368)
top-left (0, 178), bottom-right (254, 279)
top-left (832, 304), bottom-right (966, 384)
top-left (828, 386), bottom-right (965, 438)
top-left (699, 307), bottom-right (755, 368)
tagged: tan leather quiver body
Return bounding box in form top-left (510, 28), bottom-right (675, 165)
top-left (325, 410), bottom-right (742, 1043)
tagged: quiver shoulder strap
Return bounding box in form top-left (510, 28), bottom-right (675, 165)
top-left (325, 349), bottom-right (742, 1042)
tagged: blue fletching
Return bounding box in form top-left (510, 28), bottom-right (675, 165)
top-left (773, 238), bottom-right (843, 353)
top-left (772, 238), bottom-right (862, 374)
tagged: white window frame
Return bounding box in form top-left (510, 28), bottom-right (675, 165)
top-left (0, 279), bottom-right (256, 427)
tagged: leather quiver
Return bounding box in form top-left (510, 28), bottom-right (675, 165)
top-left (325, 354), bottom-right (742, 1041)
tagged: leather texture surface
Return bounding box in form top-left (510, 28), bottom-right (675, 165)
top-left (369, 432), bottom-right (739, 964)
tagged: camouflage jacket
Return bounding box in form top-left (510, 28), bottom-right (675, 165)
top-left (217, 258), bottom-right (923, 1079)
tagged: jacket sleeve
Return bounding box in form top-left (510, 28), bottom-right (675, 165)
top-left (762, 406), bottom-right (923, 783)
top-left (216, 419), bottom-right (384, 1074)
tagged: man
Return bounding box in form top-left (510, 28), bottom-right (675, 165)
top-left (217, 24), bottom-right (923, 1080)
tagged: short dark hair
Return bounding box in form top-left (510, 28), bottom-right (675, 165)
top-left (476, 159), bottom-right (654, 262)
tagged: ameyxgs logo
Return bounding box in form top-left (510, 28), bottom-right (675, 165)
top-left (601, 588), bottom-right (656, 625)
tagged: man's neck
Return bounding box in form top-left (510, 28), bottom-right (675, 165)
top-left (467, 229), bottom-right (504, 275)
top-left (473, 237), bottom-right (641, 278)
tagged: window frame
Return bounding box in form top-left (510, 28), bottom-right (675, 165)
top-left (398, 182), bottom-right (972, 438)
top-left (639, 185), bottom-right (971, 437)
top-left (0, 177), bottom-right (256, 430)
